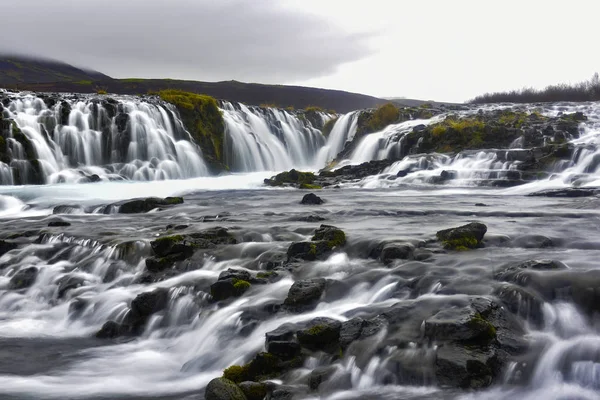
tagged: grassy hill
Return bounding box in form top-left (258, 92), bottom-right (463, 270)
top-left (0, 55), bottom-right (388, 113)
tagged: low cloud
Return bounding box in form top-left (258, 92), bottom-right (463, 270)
top-left (0, 0), bottom-right (375, 83)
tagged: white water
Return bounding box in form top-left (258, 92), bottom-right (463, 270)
top-left (221, 102), bottom-right (330, 172)
top-left (314, 111), bottom-right (359, 167)
top-left (0, 93), bottom-right (209, 184)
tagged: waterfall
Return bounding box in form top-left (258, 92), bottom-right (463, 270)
top-left (0, 93), bottom-right (209, 185)
top-left (221, 101), bottom-right (330, 172)
top-left (314, 111), bottom-right (359, 167)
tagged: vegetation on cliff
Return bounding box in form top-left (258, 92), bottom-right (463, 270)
top-left (158, 90), bottom-right (225, 171)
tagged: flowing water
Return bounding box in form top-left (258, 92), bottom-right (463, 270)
top-left (0, 96), bottom-right (600, 399)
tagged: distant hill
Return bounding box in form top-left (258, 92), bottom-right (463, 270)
top-left (0, 54), bottom-right (110, 84)
top-left (384, 97), bottom-right (458, 108)
top-left (0, 54), bottom-right (390, 112)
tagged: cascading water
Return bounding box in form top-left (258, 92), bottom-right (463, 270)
top-left (314, 111), bottom-right (359, 167)
top-left (0, 93), bottom-right (209, 184)
top-left (221, 101), bottom-right (330, 172)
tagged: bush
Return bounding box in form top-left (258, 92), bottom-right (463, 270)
top-left (470, 72), bottom-right (600, 104)
top-left (366, 103), bottom-right (400, 133)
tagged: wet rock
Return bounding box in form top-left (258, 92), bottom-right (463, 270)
top-left (494, 259), bottom-right (568, 283)
top-left (0, 240), bottom-right (17, 257)
top-left (48, 219), bottom-right (71, 227)
top-left (528, 188), bottom-right (598, 197)
top-left (52, 205), bottom-right (85, 214)
top-left (211, 278), bottom-right (251, 301)
top-left (339, 318), bottom-right (365, 349)
top-left (264, 169), bottom-right (318, 188)
top-left (287, 225), bottom-right (346, 261)
top-left (436, 222), bottom-right (487, 250)
top-left (95, 321), bottom-right (122, 339)
top-left (301, 193), bottom-right (324, 205)
top-left (435, 345), bottom-right (495, 389)
top-left (238, 381), bottom-right (267, 400)
top-left (118, 197), bottom-right (184, 213)
top-left (205, 378), bottom-right (247, 400)
top-left (130, 288), bottom-right (169, 321)
top-left (9, 267), bottom-right (39, 290)
top-left (188, 227), bottom-right (238, 247)
top-left (424, 307), bottom-right (496, 345)
top-left (56, 275), bottom-right (85, 299)
top-left (297, 317), bottom-right (342, 352)
top-left (511, 234), bottom-right (554, 249)
top-left (165, 224), bottom-right (189, 230)
top-left (296, 214), bottom-right (326, 222)
top-left (380, 244), bottom-right (413, 264)
top-left (267, 341), bottom-right (301, 359)
top-left (309, 366), bottom-right (337, 391)
top-left (150, 235), bottom-right (194, 258)
top-left (283, 278), bottom-right (327, 311)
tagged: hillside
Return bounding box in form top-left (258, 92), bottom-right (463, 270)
top-left (0, 55), bottom-right (110, 84)
top-left (0, 55), bottom-right (387, 113)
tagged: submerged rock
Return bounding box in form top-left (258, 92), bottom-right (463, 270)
top-left (527, 188), bottom-right (598, 197)
top-left (118, 197), bottom-right (183, 213)
top-left (48, 219), bottom-right (71, 227)
top-left (301, 193), bottom-right (324, 205)
top-left (436, 222), bottom-right (487, 250)
top-left (9, 267), bottom-right (39, 290)
top-left (205, 378), bottom-right (247, 400)
top-left (0, 240), bottom-right (17, 257)
top-left (296, 317), bottom-right (342, 352)
top-left (283, 278), bottom-right (327, 311)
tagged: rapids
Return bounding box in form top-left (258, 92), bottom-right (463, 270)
top-left (0, 95), bottom-right (600, 399)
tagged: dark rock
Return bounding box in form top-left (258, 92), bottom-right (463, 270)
top-left (57, 275), bottom-right (85, 299)
top-left (9, 267), bottom-right (39, 290)
top-left (424, 307), bottom-right (496, 344)
top-left (264, 169), bottom-right (317, 188)
top-left (435, 345), bottom-right (495, 389)
top-left (283, 278), bottom-right (327, 311)
top-left (511, 235), bottom-right (554, 249)
top-left (150, 235), bottom-right (194, 258)
top-left (380, 244), bottom-right (413, 264)
top-left (95, 321), bottom-right (123, 339)
top-left (211, 278), bottom-right (251, 301)
top-left (130, 288), bottom-right (169, 321)
top-left (436, 222), bottom-right (487, 250)
top-left (287, 225), bottom-right (346, 261)
top-left (238, 381), bottom-right (266, 400)
top-left (527, 188), bottom-right (597, 197)
top-left (309, 366), bottom-right (337, 391)
top-left (118, 197), bottom-right (184, 214)
top-left (296, 214), bottom-right (326, 222)
top-left (205, 378), bottom-right (247, 400)
top-left (297, 317), bottom-right (342, 352)
top-left (0, 240), bottom-right (17, 257)
top-left (267, 341), bottom-right (301, 360)
top-left (301, 193), bottom-right (324, 205)
top-left (48, 220), bottom-right (71, 227)
top-left (339, 318), bottom-right (365, 349)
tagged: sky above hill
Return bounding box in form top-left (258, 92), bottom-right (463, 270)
top-left (2, 0), bottom-right (599, 102)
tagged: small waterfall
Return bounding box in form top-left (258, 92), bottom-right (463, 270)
top-left (0, 93), bottom-right (209, 185)
top-left (315, 111), bottom-right (359, 167)
top-left (221, 101), bottom-right (329, 172)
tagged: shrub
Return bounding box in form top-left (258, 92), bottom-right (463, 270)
top-left (366, 103), bottom-right (400, 133)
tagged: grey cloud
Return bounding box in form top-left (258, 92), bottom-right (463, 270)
top-left (1, 0), bottom-right (375, 83)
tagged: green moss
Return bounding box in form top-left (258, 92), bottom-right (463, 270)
top-left (365, 103), bottom-right (400, 133)
top-left (439, 236), bottom-right (478, 251)
top-left (304, 106), bottom-right (324, 113)
top-left (233, 279), bottom-right (251, 294)
top-left (256, 271), bottom-right (276, 279)
top-left (11, 122), bottom-right (36, 160)
top-left (468, 313), bottom-right (497, 343)
top-left (163, 196), bottom-right (183, 205)
top-left (120, 78), bottom-right (146, 83)
top-left (306, 324), bottom-right (326, 335)
top-left (223, 364), bottom-right (250, 383)
top-left (326, 230), bottom-right (346, 248)
top-left (299, 183), bottom-right (322, 190)
top-left (159, 90), bottom-right (225, 169)
top-left (308, 243), bottom-right (317, 256)
top-left (240, 382), bottom-right (267, 400)
top-left (153, 235), bottom-right (184, 247)
top-left (322, 117), bottom-right (338, 137)
top-left (265, 169), bottom-right (316, 187)
top-left (74, 80), bottom-right (92, 85)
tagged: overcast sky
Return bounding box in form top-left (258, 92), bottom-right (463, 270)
top-left (2, 0), bottom-right (599, 102)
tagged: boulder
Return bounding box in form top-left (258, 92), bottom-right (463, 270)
top-left (9, 267), bottom-right (39, 290)
top-left (118, 197), bottom-right (183, 213)
top-left (301, 193), bottom-right (324, 205)
top-left (48, 219), bottom-right (71, 227)
top-left (380, 244), bottom-right (413, 264)
top-left (283, 278), bottom-right (327, 311)
top-left (424, 307), bottom-right (496, 345)
top-left (296, 317), bottom-right (342, 352)
top-left (205, 378), bottom-right (247, 400)
top-left (211, 278), bottom-right (251, 301)
top-left (95, 321), bottom-right (122, 339)
top-left (436, 222), bottom-right (487, 250)
top-left (238, 381), bottom-right (267, 400)
top-left (287, 225), bottom-right (346, 261)
top-left (435, 345), bottom-right (495, 389)
top-left (56, 275), bottom-right (85, 299)
top-left (0, 240), bottom-right (17, 257)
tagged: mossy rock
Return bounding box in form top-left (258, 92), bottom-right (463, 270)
top-left (238, 381), bottom-right (267, 400)
top-left (321, 117), bottom-right (338, 137)
top-left (311, 225), bottom-right (346, 249)
top-left (118, 197), bottom-right (183, 214)
top-left (436, 222), bottom-right (487, 250)
top-left (264, 169), bottom-right (316, 188)
top-left (205, 378), bottom-right (247, 400)
top-left (296, 317), bottom-right (342, 352)
top-left (211, 278), bottom-right (251, 301)
top-left (299, 183), bottom-right (322, 190)
top-left (222, 352), bottom-right (302, 384)
top-left (159, 90), bottom-right (225, 171)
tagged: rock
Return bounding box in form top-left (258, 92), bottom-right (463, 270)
top-left (494, 259), bottom-right (568, 282)
top-left (287, 225), bottom-right (346, 261)
top-left (130, 288), bottom-right (169, 321)
top-left (339, 318), bottom-right (365, 349)
top-left (528, 188), bottom-right (597, 197)
top-left (150, 235), bottom-right (194, 258)
top-left (57, 275), bottom-right (85, 299)
top-left (436, 222), bottom-right (487, 250)
top-left (424, 307), bottom-right (496, 345)
top-left (267, 341), bottom-right (301, 359)
top-left (118, 197), bottom-right (184, 213)
top-left (264, 169), bottom-right (318, 188)
top-left (283, 278), bottom-right (327, 311)
top-left (48, 219), bottom-right (71, 227)
top-left (0, 240), bottom-right (17, 257)
top-left (9, 267), bottom-right (39, 290)
top-left (297, 317), bottom-right (342, 352)
top-left (380, 244), bottom-right (413, 264)
top-left (511, 234), bottom-right (554, 249)
top-left (95, 321), bottom-right (122, 339)
top-left (309, 366), bottom-right (337, 391)
top-left (238, 381), bottom-right (266, 400)
top-left (296, 214), bottom-right (326, 222)
top-left (435, 345), bottom-right (495, 389)
top-left (211, 278), bottom-right (251, 301)
top-left (205, 378), bottom-right (247, 400)
top-left (301, 193), bottom-right (324, 205)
